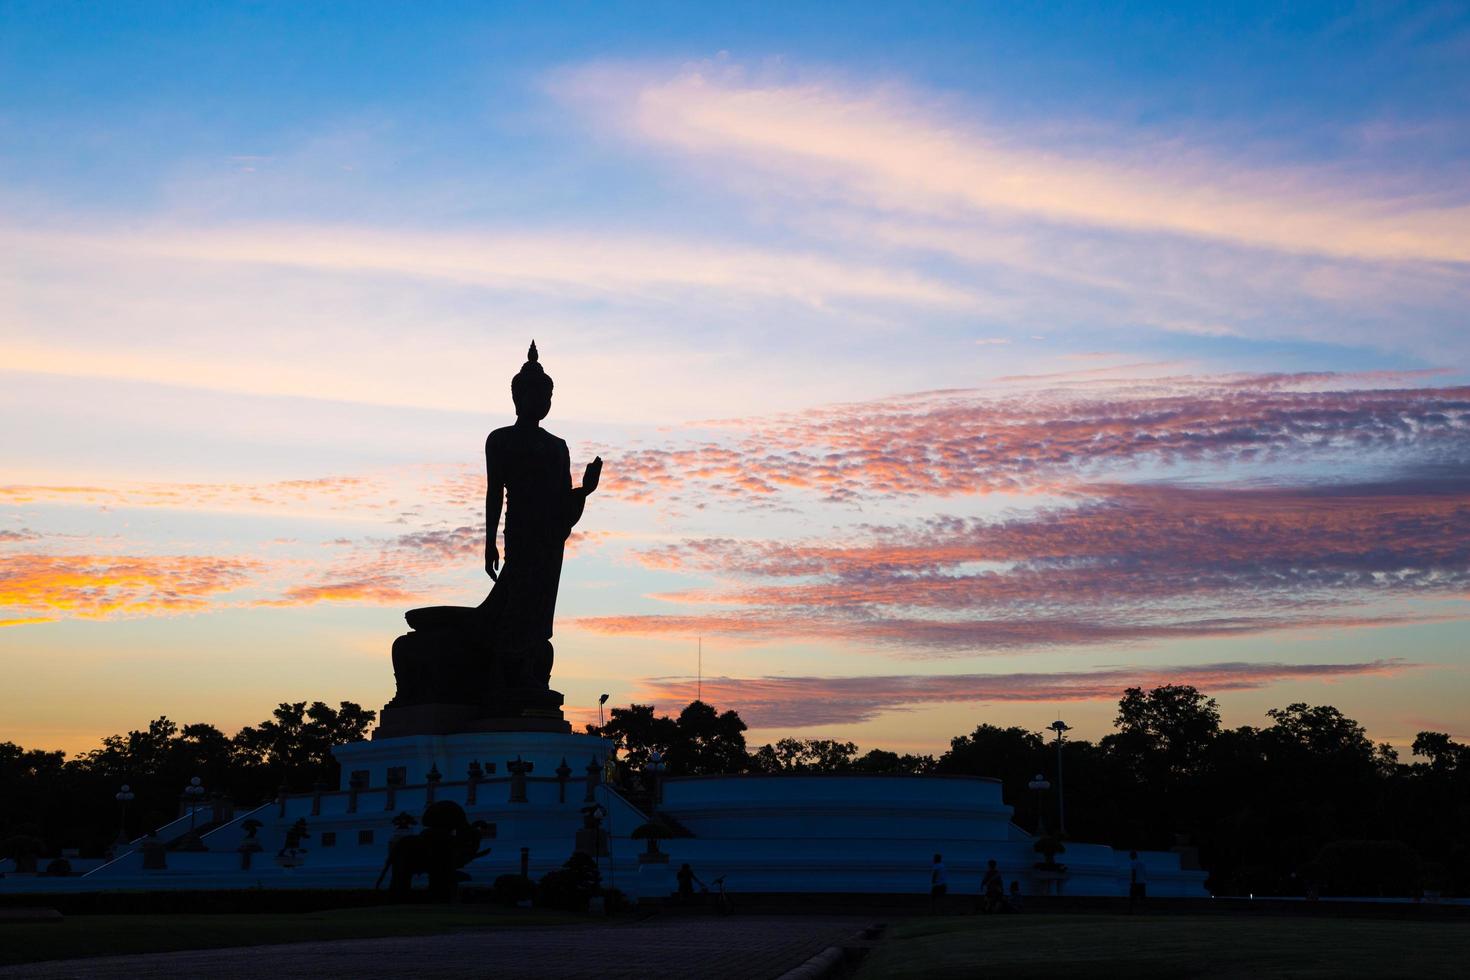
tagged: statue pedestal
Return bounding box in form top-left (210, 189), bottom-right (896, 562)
top-left (376, 689), bottom-right (572, 740)
top-left (375, 704), bottom-right (572, 739)
top-left (635, 850), bottom-right (673, 904)
top-left (375, 703), bottom-right (482, 739)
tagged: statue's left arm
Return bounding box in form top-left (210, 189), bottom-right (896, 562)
top-left (485, 435), bottom-right (506, 580)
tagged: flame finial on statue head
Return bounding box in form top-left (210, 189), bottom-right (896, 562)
top-left (512, 339), bottom-right (553, 413)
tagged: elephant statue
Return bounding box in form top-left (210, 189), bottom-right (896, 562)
top-left (374, 800), bottom-right (491, 901)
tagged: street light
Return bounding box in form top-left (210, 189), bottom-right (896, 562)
top-left (596, 693), bottom-right (616, 894)
top-left (181, 776), bottom-right (206, 849)
top-left (1048, 720), bottom-right (1072, 836)
top-left (1026, 773), bottom-right (1051, 836)
top-left (114, 784), bottom-right (135, 847)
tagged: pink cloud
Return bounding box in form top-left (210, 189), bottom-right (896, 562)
top-left (596, 375), bottom-right (1470, 506)
top-left (579, 472), bottom-right (1470, 652)
top-left (575, 609), bottom-right (1435, 653)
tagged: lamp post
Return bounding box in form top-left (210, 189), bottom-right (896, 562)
top-left (597, 694), bottom-right (616, 895)
top-left (1027, 773), bottom-right (1050, 836)
top-left (180, 776), bottom-right (206, 850)
top-left (185, 776), bottom-right (205, 828)
top-left (114, 784), bottom-right (135, 848)
top-left (1048, 720), bottom-right (1072, 836)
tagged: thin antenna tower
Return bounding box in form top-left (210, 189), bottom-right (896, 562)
top-left (697, 637), bottom-right (702, 702)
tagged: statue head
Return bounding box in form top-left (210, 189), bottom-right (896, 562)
top-left (511, 340), bottom-right (553, 421)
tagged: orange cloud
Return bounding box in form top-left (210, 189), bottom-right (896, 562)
top-left (0, 553), bottom-right (262, 623)
top-left (261, 577), bottom-right (416, 607)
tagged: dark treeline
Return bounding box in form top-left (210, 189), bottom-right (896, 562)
top-left (1, 701), bottom-right (374, 859)
top-left (4, 687), bottom-right (1467, 896)
top-left (595, 687), bottom-right (1470, 897)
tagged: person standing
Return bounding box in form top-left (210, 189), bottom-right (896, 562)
top-left (930, 853), bottom-right (948, 913)
top-left (677, 862), bottom-right (706, 905)
top-left (980, 858), bottom-right (1005, 913)
top-left (1129, 850), bottom-right (1148, 912)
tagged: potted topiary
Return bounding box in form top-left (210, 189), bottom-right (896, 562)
top-left (275, 817), bottom-right (310, 869)
top-left (631, 822), bottom-right (672, 862)
top-left (1033, 835), bottom-right (1067, 871)
top-left (391, 811), bottom-right (418, 840)
top-left (237, 819), bottom-right (264, 869)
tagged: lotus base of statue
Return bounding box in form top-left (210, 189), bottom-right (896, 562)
top-left (376, 605), bottom-right (572, 738)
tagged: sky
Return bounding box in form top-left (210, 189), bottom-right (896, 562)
top-left (2, 1), bottom-right (1468, 759)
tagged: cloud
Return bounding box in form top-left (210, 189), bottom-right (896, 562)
top-left (574, 609), bottom-right (1432, 653)
top-left (577, 472), bottom-right (1470, 653)
top-left (9, 224), bottom-right (973, 310)
top-left (255, 521), bottom-right (504, 610)
top-left (636, 660), bottom-right (1420, 728)
top-left (0, 553), bottom-right (262, 623)
top-left (0, 475), bottom-right (394, 518)
top-left (600, 375), bottom-right (1470, 505)
top-left (565, 65), bottom-right (1470, 264)
top-left (639, 473), bottom-right (1470, 597)
top-left (550, 63), bottom-right (1470, 357)
top-left (261, 576), bottom-right (416, 607)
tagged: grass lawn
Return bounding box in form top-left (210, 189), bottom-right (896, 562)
top-left (0, 904), bottom-right (579, 966)
top-left (856, 913), bottom-right (1470, 979)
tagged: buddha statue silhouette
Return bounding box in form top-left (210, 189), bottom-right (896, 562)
top-left (381, 342), bottom-right (601, 735)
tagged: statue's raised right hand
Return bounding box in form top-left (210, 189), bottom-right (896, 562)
top-left (582, 456), bottom-right (602, 495)
top-left (486, 546), bottom-right (500, 581)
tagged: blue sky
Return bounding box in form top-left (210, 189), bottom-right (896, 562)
top-left (2, 1), bottom-right (1468, 755)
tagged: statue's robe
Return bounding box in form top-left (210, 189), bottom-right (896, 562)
top-left (476, 423), bottom-right (585, 685)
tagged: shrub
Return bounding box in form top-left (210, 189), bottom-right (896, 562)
top-left (535, 852), bottom-right (601, 912)
top-left (491, 873), bottom-right (534, 906)
top-left (599, 887), bottom-right (629, 914)
top-left (1311, 840), bottom-right (1420, 897)
top-left (1033, 835), bottom-right (1067, 869)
